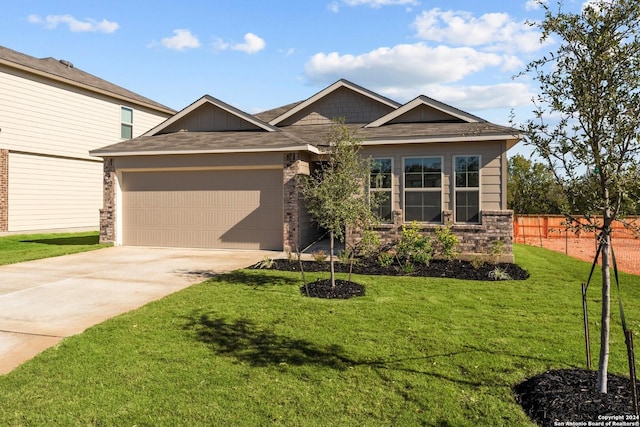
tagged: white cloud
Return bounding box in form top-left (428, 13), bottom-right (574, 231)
top-left (27, 14), bottom-right (118, 33)
top-left (231, 33), bottom-right (266, 54)
top-left (161, 29), bottom-right (201, 50)
top-left (342, 0), bottom-right (419, 7)
top-left (305, 42), bottom-right (504, 87)
top-left (412, 9), bottom-right (545, 53)
top-left (525, 0), bottom-right (548, 11)
top-left (329, 0), bottom-right (418, 12)
top-left (413, 82), bottom-right (536, 111)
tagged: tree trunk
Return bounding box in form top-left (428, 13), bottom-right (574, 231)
top-left (597, 225), bottom-right (612, 394)
top-left (330, 230), bottom-right (336, 289)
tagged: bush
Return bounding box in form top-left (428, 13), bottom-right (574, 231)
top-left (377, 251), bottom-right (394, 268)
top-left (435, 223), bottom-right (459, 260)
top-left (396, 221), bottom-right (433, 266)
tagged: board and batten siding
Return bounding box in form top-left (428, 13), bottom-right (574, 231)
top-left (7, 152), bottom-right (103, 231)
top-left (361, 140), bottom-right (505, 216)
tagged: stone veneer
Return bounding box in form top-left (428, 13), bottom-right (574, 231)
top-left (347, 209), bottom-right (515, 263)
top-left (283, 152), bottom-right (319, 252)
top-left (0, 149), bottom-right (8, 232)
top-left (99, 158), bottom-right (116, 244)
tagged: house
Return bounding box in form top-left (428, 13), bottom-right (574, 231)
top-left (0, 45), bottom-right (175, 233)
top-left (90, 80), bottom-right (520, 261)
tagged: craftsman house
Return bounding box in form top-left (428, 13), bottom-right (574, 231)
top-left (90, 79), bottom-right (520, 260)
top-left (0, 45), bottom-right (174, 233)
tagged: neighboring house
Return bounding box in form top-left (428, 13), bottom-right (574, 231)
top-left (90, 79), bottom-right (521, 260)
top-left (0, 45), bottom-right (175, 233)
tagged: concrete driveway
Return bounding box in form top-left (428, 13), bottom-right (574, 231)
top-left (0, 246), bottom-right (270, 374)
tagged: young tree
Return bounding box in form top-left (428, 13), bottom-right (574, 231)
top-left (521, 0), bottom-right (640, 393)
top-left (300, 121), bottom-right (380, 288)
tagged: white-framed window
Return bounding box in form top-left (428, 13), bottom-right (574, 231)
top-left (121, 107), bottom-right (133, 139)
top-left (403, 156), bottom-right (443, 223)
top-left (369, 158), bottom-right (393, 222)
top-left (454, 155), bottom-right (481, 224)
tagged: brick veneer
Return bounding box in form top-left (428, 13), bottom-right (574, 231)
top-left (348, 209), bottom-right (515, 263)
top-left (99, 158), bottom-right (116, 244)
top-left (283, 153), bottom-right (302, 252)
top-left (0, 149), bottom-right (8, 232)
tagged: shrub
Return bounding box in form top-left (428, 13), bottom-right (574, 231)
top-left (488, 266), bottom-right (512, 281)
top-left (255, 256), bottom-right (275, 269)
top-left (435, 223), bottom-right (459, 260)
top-left (356, 230), bottom-right (381, 258)
top-left (312, 250), bottom-right (328, 263)
top-left (401, 261), bottom-right (415, 275)
top-left (470, 255), bottom-right (486, 270)
top-left (489, 239), bottom-right (506, 264)
top-left (337, 249), bottom-right (351, 265)
top-left (396, 221), bottom-right (433, 266)
top-left (377, 251), bottom-right (394, 268)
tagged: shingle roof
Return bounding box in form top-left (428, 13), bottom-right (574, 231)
top-left (89, 78), bottom-right (521, 157)
top-left (91, 129), bottom-right (316, 155)
top-left (0, 45), bottom-right (175, 114)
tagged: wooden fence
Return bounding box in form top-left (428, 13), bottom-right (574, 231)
top-left (514, 215), bottom-right (639, 242)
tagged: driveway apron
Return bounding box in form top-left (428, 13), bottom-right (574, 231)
top-left (0, 246), bottom-right (269, 374)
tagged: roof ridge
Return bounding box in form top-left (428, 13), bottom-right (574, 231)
top-left (0, 44), bottom-right (175, 114)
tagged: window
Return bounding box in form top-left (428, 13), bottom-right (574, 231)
top-left (403, 157), bottom-right (442, 223)
top-left (454, 155), bottom-right (480, 223)
top-left (369, 158), bottom-right (392, 222)
top-left (121, 107), bottom-right (133, 139)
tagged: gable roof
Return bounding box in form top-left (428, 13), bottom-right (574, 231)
top-left (0, 44), bottom-right (175, 115)
top-left (365, 95), bottom-right (484, 128)
top-left (91, 79), bottom-right (521, 157)
top-left (268, 79), bottom-right (401, 126)
top-left (142, 95), bottom-right (279, 136)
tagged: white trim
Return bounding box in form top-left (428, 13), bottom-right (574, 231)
top-left (362, 133), bottom-right (521, 146)
top-left (117, 165), bottom-right (282, 173)
top-left (115, 170), bottom-right (123, 246)
top-left (366, 96), bottom-right (481, 128)
top-left (452, 154), bottom-right (482, 225)
top-left (90, 144), bottom-right (321, 158)
top-left (401, 155), bottom-right (444, 225)
top-left (369, 157), bottom-right (394, 223)
top-left (142, 95), bottom-right (279, 137)
top-left (269, 79), bottom-right (401, 126)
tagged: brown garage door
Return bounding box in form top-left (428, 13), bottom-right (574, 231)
top-left (121, 169), bottom-right (283, 249)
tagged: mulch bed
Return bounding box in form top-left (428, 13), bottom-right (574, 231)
top-left (299, 279), bottom-right (365, 299)
top-left (261, 258), bottom-right (530, 282)
top-left (514, 368), bottom-right (638, 426)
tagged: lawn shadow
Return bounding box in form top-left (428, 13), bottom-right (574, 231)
top-left (21, 235), bottom-right (100, 246)
top-left (216, 270), bottom-right (300, 287)
top-left (184, 313), bottom-right (356, 369)
top-left (183, 312), bottom-right (501, 389)
top-left (173, 270), bottom-right (300, 287)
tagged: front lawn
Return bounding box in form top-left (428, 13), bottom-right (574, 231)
top-left (0, 231), bottom-right (108, 265)
top-left (0, 244), bottom-right (638, 426)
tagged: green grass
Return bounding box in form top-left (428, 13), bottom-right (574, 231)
top-left (0, 231), bottom-right (108, 265)
top-left (1, 244), bottom-right (639, 426)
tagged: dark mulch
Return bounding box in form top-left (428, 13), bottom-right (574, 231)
top-left (259, 257), bottom-right (529, 281)
top-left (299, 279), bottom-right (365, 299)
top-left (514, 368), bottom-right (638, 426)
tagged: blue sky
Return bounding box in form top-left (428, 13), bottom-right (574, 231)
top-left (1, 0), bottom-right (591, 139)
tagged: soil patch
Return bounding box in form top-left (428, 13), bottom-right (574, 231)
top-left (514, 368), bottom-right (637, 426)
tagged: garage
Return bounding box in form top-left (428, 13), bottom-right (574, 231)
top-left (121, 168), bottom-right (283, 250)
